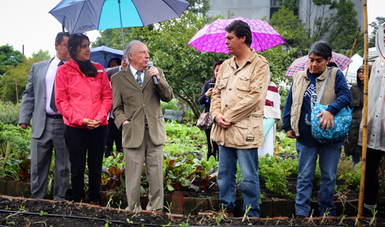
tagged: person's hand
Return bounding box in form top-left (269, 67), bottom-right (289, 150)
top-left (20, 123), bottom-right (30, 129)
top-left (89, 119), bottom-right (100, 129)
top-left (205, 88), bottom-right (213, 97)
top-left (122, 120), bottom-right (130, 125)
top-left (214, 114), bottom-right (231, 129)
top-left (148, 66), bottom-right (160, 82)
top-left (286, 130), bottom-right (295, 139)
top-left (82, 118), bottom-right (100, 130)
top-left (317, 110), bottom-right (334, 131)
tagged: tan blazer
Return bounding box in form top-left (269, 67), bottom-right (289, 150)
top-left (111, 65), bottom-right (173, 148)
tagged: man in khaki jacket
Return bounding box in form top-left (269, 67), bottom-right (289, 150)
top-left (210, 20), bottom-right (270, 217)
top-left (111, 40), bottom-right (173, 212)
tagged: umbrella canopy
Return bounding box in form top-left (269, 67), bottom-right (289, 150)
top-left (49, 0), bottom-right (190, 34)
top-left (342, 53), bottom-right (363, 81)
top-left (285, 52), bottom-right (353, 77)
top-left (49, 0), bottom-right (189, 49)
top-left (188, 17), bottom-right (285, 54)
top-left (91, 46), bottom-right (123, 68)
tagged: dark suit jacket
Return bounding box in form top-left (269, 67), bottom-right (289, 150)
top-left (19, 59), bottom-right (52, 139)
top-left (111, 65), bottom-right (173, 148)
top-left (106, 66), bottom-right (120, 81)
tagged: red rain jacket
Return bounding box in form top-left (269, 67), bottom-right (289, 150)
top-left (55, 59), bottom-right (112, 129)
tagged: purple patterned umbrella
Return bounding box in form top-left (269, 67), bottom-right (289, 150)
top-left (188, 17), bottom-right (285, 53)
top-left (285, 52), bottom-right (353, 77)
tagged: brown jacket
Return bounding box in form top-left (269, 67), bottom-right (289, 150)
top-left (111, 66), bottom-right (173, 148)
top-left (210, 49), bottom-right (270, 149)
top-left (290, 67), bottom-right (338, 136)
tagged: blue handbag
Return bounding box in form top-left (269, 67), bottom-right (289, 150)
top-left (311, 70), bottom-right (352, 143)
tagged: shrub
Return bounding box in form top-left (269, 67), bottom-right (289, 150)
top-left (0, 101), bottom-right (21, 126)
top-left (161, 99), bottom-right (179, 114)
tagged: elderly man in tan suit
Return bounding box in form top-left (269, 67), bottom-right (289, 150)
top-left (111, 40), bottom-right (173, 212)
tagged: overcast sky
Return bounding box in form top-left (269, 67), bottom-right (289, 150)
top-left (0, 0), bottom-right (383, 58)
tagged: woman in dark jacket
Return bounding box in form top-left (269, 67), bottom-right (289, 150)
top-left (344, 65), bottom-right (371, 164)
top-left (199, 60), bottom-right (223, 160)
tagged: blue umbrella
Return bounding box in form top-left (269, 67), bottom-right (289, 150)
top-left (91, 46), bottom-right (123, 68)
top-left (49, 0), bottom-right (190, 48)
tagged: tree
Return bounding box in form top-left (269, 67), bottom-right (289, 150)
top-left (282, 0), bottom-right (298, 12)
top-left (0, 58), bottom-right (34, 103)
top-left (304, 0), bottom-right (363, 53)
top-left (186, 0), bottom-right (211, 18)
top-left (369, 17), bottom-right (385, 47)
top-left (0, 44), bottom-right (25, 76)
top-left (323, 0), bottom-right (363, 53)
top-left (269, 6), bottom-right (310, 49)
top-left (31, 49), bottom-right (51, 62)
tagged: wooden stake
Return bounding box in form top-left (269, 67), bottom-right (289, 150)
top-left (357, 1), bottom-right (369, 226)
top-left (344, 27), bottom-right (361, 78)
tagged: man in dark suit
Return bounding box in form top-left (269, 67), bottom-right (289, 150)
top-left (19, 32), bottom-right (71, 201)
top-left (112, 40), bottom-right (173, 212)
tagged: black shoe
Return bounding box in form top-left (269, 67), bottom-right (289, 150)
top-left (295, 215), bottom-right (306, 220)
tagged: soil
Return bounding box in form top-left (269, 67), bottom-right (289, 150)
top-left (1, 196), bottom-right (384, 226)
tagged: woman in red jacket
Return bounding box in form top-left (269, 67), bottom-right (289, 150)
top-left (55, 33), bottom-right (112, 204)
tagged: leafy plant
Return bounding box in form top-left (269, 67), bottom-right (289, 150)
top-left (101, 152), bottom-right (125, 192)
top-left (0, 101), bottom-right (21, 126)
top-left (163, 153), bottom-right (193, 192)
top-left (187, 155), bottom-right (218, 191)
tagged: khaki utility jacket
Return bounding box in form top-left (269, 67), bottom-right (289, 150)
top-left (210, 49), bottom-right (270, 149)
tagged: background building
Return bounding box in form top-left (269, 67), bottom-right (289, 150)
top-left (208, 0), bottom-right (364, 32)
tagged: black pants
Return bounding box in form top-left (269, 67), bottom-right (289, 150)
top-left (105, 118), bottom-right (122, 157)
top-left (205, 128), bottom-right (219, 160)
top-left (64, 125), bottom-right (108, 202)
top-left (364, 148), bottom-right (384, 205)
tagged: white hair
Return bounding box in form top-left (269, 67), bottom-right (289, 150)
top-left (123, 40), bottom-right (142, 60)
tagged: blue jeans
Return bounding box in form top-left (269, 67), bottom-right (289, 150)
top-left (217, 146), bottom-right (260, 217)
top-left (295, 141), bottom-right (342, 217)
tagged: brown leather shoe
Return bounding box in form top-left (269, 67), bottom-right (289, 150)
top-left (295, 215), bottom-right (306, 220)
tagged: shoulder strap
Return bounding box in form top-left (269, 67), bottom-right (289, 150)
top-left (316, 69), bottom-right (332, 103)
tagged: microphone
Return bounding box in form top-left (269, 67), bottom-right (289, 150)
top-left (147, 61), bottom-right (158, 86)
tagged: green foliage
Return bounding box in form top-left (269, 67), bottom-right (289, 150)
top-left (102, 152), bottom-right (125, 192)
top-left (0, 100), bottom-right (21, 125)
top-left (259, 155), bottom-right (289, 196)
top-left (189, 155), bottom-right (218, 190)
top-left (270, 1), bottom-right (363, 56)
top-left (0, 44), bottom-right (25, 76)
top-left (282, 0), bottom-right (298, 12)
top-left (163, 153), bottom-right (194, 192)
top-left (269, 6), bottom-right (309, 48)
top-left (161, 99), bottom-right (180, 114)
top-left (31, 49), bottom-right (51, 62)
top-left (186, 0), bottom-right (211, 18)
top-left (165, 121), bottom-right (206, 144)
top-left (325, 0), bottom-right (364, 53)
top-left (369, 16), bottom-right (385, 47)
top-left (275, 131), bottom-right (297, 156)
top-left (0, 123), bottom-right (31, 181)
top-left (336, 154), bottom-right (361, 191)
top-left (0, 58), bottom-right (35, 103)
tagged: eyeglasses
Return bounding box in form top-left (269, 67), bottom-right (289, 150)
top-left (60, 31), bottom-right (70, 36)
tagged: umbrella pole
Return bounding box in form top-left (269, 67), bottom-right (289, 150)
top-left (344, 27), bottom-right (361, 78)
top-left (357, 0), bottom-right (369, 226)
top-left (118, 0), bottom-right (125, 50)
